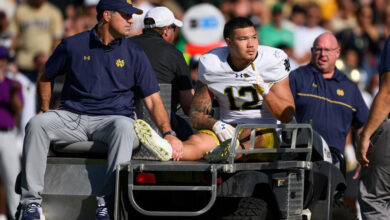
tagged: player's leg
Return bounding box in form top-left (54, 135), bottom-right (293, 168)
top-left (238, 128), bottom-right (280, 161)
top-left (181, 132), bottom-right (218, 161)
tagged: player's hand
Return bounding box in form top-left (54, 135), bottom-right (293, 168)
top-left (245, 73), bottom-right (273, 96)
top-left (212, 121), bottom-right (235, 142)
top-left (164, 135), bottom-right (183, 161)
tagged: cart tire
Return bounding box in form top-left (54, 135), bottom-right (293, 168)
top-left (332, 200), bottom-right (358, 220)
top-left (219, 197), bottom-right (267, 220)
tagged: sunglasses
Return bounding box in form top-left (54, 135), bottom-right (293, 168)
top-left (169, 24), bottom-right (177, 31)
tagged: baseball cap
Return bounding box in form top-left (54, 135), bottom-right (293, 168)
top-left (84, 0), bottom-right (99, 7)
top-left (96, 0), bottom-right (142, 16)
top-left (144, 7), bottom-right (183, 28)
top-left (0, 46), bottom-right (8, 59)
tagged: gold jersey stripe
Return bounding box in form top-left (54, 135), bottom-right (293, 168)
top-left (297, 93), bottom-right (356, 112)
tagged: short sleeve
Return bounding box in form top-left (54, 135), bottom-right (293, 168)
top-left (45, 40), bottom-right (67, 79)
top-left (262, 50), bottom-right (290, 83)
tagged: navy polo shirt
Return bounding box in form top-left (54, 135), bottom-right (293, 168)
top-left (45, 27), bottom-right (159, 117)
top-left (289, 64), bottom-right (369, 152)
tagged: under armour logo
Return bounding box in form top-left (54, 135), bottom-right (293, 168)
top-left (235, 73), bottom-right (243, 78)
top-left (116, 59), bottom-right (125, 68)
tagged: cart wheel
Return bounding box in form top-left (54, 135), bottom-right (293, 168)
top-left (219, 197), bottom-right (267, 220)
top-left (332, 200), bottom-right (358, 220)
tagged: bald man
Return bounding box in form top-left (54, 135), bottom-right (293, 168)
top-left (289, 32), bottom-right (369, 158)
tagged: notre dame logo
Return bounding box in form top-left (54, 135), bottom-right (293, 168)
top-left (337, 89), bottom-right (344, 96)
top-left (127, 0), bottom-right (132, 4)
top-left (284, 59), bottom-right (290, 72)
top-left (83, 56), bottom-right (90, 61)
top-left (116, 59), bottom-right (125, 68)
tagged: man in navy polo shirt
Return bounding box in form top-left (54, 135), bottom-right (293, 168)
top-left (17, 0), bottom-right (183, 219)
top-left (289, 32), bottom-right (369, 159)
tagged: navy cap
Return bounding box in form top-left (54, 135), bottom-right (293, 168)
top-left (0, 46), bottom-right (8, 59)
top-left (96, 0), bottom-right (142, 16)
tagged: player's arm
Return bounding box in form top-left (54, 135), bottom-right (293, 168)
top-left (189, 81), bottom-right (216, 130)
top-left (37, 67), bottom-right (53, 114)
top-left (263, 77), bottom-right (295, 123)
top-left (179, 88), bottom-right (195, 115)
top-left (357, 71), bottom-right (390, 166)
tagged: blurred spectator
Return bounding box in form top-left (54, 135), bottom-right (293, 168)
top-left (259, 3), bottom-right (294, 48)
top-left (329, 0), bottom-right (358, 33)
top-left (337, 5), bottom-right (381, 77)
top-left (371, 0), bottom-right (387, 25)
top-left (337, 47), bottom-right (370, 90)
top-left (128, 0), bottom-right (155, 37)
top-left (220, 0), bottom-right (268, 28)
top-left (0, 46), bottom-right (22, 220)
top-left (9, 0), bottom-right (63, 73)
top-left (293, 2), bottom-right (327, 64)
top-left (283, 4), bottom-right (306, 32)
top-left (74, 0), bottom-right (99, 34)
top-left (380, 5), bottom-right (390, 40)
top-left (366, 71), bottom-right (380, 98)
top-left (0, 0), bottom-right (15, 21)
top-left (63, 4), bottom-right (80, 38)
top-left (6, 49), bottom-right (37, 145)
top-left (0, 11), bottom-right (11, 52)
top-left (20, 52), bottom-right (48, 84)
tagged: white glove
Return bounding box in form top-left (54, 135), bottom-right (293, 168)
top-left (212, 120), bottom-right (235, 142)
top-left (245, 73), bottom-right (274, 96)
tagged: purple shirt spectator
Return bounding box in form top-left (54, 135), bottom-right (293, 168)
top-left (0, 77), bottom-right (23, 128)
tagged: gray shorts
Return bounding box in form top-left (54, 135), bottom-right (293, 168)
top-left (358, 119), bottom-right (390, 220)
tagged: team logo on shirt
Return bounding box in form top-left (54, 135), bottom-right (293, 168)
top-left (83, 56), bottom-right (90, 61)
top-left (337, 89), bottom-right (344, 96)
top-left (127, 0), bottom-right (132, 4)
top-left (116, 59), bottom-right (125, 68)
top-left (312, 83), bottom-right (317, 88)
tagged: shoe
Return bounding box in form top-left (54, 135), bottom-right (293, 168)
top-left (21, 203), bottom-right (45, 220)
top-left (95, 205), bottom-right (111, 220)
top-left (134, 119), bottom-right (172, 161)
top-left (205, 139), bottom-right (239, 163)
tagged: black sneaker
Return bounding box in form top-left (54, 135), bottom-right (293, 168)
top-left (95, 205), bottom-right (111, 220)
top-left (21, 203), bottom-right (44, 220)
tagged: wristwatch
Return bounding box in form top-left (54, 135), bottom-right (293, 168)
top-left (162, 130), bottom-right (177, 138)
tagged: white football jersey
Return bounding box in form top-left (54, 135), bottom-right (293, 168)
top-left (198, 46), bottom-right (290, 124)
